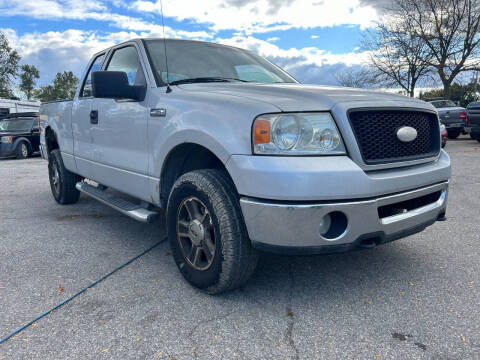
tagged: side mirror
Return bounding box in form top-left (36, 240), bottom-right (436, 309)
top-left (91, 71), bottom-right (146, 101)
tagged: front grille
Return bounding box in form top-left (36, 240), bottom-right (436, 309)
top-left (348, 110), bottom-right (440, 165)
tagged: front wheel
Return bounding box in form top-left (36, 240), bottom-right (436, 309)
top-left (167, 169), bottom-right (259, 294)
top-left (48, 149), bottom-right (81, 204)
top-left (15, 142), bottom-right (30, 159)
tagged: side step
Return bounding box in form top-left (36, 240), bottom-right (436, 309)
top-left (76, 182), bottom-right (160, 223)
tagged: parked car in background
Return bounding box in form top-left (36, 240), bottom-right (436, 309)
top-left (467, 102), bottom-right (480, 142)
top-left (39, 38), bottom-right (450, 294)
top-left (440, 124), bottom-right (447, 148)
top-left (429, 100), bottom-right (468, 139)
top-left (0, 112), bottom-right (40, 159)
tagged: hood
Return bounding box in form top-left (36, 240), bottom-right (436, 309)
top-left (177, 82), bottom-right (430, 112)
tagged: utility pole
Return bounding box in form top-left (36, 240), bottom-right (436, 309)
top-left (476, 71), bottom-right (479, 95)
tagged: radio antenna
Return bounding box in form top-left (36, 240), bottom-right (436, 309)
top-left (160, 0), bottom-right (172, 93)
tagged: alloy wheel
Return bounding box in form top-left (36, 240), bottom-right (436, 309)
top-left (176, 197), bottom-right (216, 271)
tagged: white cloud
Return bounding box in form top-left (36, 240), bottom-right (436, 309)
top-left (216, 35), bottom-right (372, 84)
top-left (2, 28), bottom-right (136, 86)
top-left (130, 0), bottom-right (379, 33)
top-left (3, 26), bottom-right (372, 88)
top-left (0, 0), bottom-right (213, 39)
top-left (218, 35), bottom-right (370, 67)
top-left (0, 1), bottom-right (381, 88)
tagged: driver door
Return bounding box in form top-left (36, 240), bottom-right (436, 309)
top-left (89, 44), bottom-right (151, 200)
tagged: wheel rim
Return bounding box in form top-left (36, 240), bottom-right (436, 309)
top-left (176, 197), bottom-right (216, 271)
top-left (50, 161), bottom-right (60, 196)
top-left (21, 143), bottom-right (28, 158)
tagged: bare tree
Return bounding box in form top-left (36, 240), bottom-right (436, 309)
top-left (394, 0), bottom-right (480, 98)
top-left (335, 67), bottom-right (376, 88)
top-left (363, 18), bottom-right (433, 97)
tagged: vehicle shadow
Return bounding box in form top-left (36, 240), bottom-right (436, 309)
top-left (71, 194), bottom-right (437, 305)
top-left (0, 153), bottom-right (41, 161)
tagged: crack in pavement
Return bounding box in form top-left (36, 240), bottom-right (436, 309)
top-left (186, 307), bottom-right (239, 358)
top-left (285, 261), bottom-right (299, 360)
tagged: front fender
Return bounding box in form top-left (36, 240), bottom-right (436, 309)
top-left (148, 88), bottom-right (279, 178)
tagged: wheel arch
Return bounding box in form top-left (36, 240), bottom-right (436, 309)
top-left (44, 126), bottom-right (59, 154)
top-left (159, 142), bottom-right (235, 208)
top-left (13, 137), bottom-right (32, 149)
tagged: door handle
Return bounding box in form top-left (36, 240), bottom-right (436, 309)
top-left (90, 110), bottom-right (98, 124)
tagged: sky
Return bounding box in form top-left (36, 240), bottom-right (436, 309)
top-left (0, 0), bottom-right (391, 89)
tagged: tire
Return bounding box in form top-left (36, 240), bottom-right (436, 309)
top-left (48, 149), bottom-right (81, 204)
top-left (447, 129), bottom-right (460, 139)
top-left (15, 142), bottom-right (30, 159)
top-left (166, 169), bottom-right (259, 294)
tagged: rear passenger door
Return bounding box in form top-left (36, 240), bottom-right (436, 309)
top-left (89, 43), bottom-right (150, 200)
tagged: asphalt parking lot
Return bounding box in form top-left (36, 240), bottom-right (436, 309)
top-left (0, 138), bottom-right (479, 360)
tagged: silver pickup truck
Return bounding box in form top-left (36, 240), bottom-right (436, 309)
top-left (40, 38), bottom-right (451, 294)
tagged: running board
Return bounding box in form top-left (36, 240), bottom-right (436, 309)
top-left (76, 182), bottom-right (159, 223)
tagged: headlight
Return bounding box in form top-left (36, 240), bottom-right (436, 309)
top-left (253, 112), bottom-right (346, 155)
top-left (0, 136), bottom-right (12, 144)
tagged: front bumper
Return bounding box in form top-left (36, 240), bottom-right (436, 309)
top-left (240, 181), bottom-right (448, 255)
top-left (0, 143), bottom-right (15, 157)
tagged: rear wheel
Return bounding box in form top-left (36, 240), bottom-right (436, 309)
top-left (167, 169), bottom-right (259, 294)
top-left (48, 149), bottom-right (81, 204)
top-left (447, 129), bottom-right (460, 139)
top-left (15, 142), bottom-right (30, 159)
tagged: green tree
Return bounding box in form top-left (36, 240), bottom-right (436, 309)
top-left (0, 30), bottom-right (21, 98)
top-left (420, 81), bottom-right (480, 107)
top-left (19, 64), bottom-right (40, 100)
top-left (33, 71), bottom-right (79, 102)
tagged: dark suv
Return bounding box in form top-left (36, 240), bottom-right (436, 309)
top-left (0, 112), bottom-right (40, 159)
top-left (467, 102), bottom-right (480, 142)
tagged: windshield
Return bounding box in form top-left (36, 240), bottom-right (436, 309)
top-left (0, 119), bottom-right (34, 132)
top-left (431, 100), bottom-right (456, 108)
top-left (144, 40), bottom-right (297, 85)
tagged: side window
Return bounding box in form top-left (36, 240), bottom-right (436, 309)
top-left (106, 46), bottom-right (146, 86)
top-left (32, 119), bottom-right (39, 131)
top-left (81, 54), bottom-right (105, 98)
top-left (0, 108), bottom-right (9, 118)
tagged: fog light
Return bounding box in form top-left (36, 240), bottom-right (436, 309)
top-left (319, 211), bottom-right (348, 240)
top-left (318, 214), bottom-right (332, 236)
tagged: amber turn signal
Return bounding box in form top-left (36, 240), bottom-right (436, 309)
top-left (253, 119), bottom-right (271, 145)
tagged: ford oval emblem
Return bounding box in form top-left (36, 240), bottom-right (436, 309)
top-left (396, 126), bottom-right (418, 142)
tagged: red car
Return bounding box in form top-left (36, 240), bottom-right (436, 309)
top-left (440, 124), bottom-right (447, 148)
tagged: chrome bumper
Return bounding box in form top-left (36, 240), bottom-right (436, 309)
top-left (240, 182), bottom-right (448, 254)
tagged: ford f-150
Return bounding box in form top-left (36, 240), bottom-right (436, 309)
top-left (39, 39), bottom-right (451, 294)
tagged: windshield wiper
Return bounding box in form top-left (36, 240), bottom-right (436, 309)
top-left (169, 77), bottom-right (249, 85)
